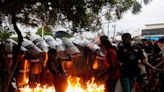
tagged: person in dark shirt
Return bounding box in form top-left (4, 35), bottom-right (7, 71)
top-left (117, 33), bottom-right (157, 92)
top-left (156, 38), bottom-right (164, 92)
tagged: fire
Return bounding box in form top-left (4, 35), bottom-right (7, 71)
top-left (19, 76), bottom-right (105, 92)
top-left (22, 59), bottom-right (30, 85)
top-left (19, 84), bottom-right (56, 92)
top-left (43, 52), bottom-right (48, 68)
top-left (66, 76), bottom-right (105, 92)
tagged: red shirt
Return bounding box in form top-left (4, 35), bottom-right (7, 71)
top-left (104, 48), bottom-right (121, 79)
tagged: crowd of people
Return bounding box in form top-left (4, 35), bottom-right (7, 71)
top-left (0, 32), bottom-right (163, 92)
top-left (99, 33), bottom-right (164, 92)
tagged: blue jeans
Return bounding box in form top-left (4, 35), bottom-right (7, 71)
top-left (121, 77), bottom-right (136, 92)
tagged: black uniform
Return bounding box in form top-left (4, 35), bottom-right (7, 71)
top-left (117, 43), bottom-right (145, 79)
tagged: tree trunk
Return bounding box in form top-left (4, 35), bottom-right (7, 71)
top-left (3, 13), bottom-right (23, 92)
top-left (0, 44), bottom-right (10, 92)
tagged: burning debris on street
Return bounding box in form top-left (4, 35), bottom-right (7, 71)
top-left (0, 34), bottom-right (107, 92)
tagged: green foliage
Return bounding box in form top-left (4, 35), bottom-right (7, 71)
top-left (0, 0), bottom-right (152, 33)
top-left (0, 26), bottom-right (12, 41)
top-left (36, 25), bottom-right (53, 36)
top-left (0, 32), bottom-right (11, 41)
top-left (36, 27), bottom-right (43, 36)
top-left (132, 1), bottom-right (142, 14)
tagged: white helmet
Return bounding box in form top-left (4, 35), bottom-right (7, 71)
top-left (61, 37), bottom-right (80, 55)
top-left (55, 38), bottom-right (66, 52)
top-left (43, 35), bottom-right (58, 49)
top-left (22, 38), bottom-right (42, 54)
top-left (29, 34), bottom-right (49, 52)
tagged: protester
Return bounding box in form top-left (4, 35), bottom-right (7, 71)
top-left (99, 35), bottom-right (121, 92)
top-left (117, 33), bottom-right (157, 92)
top-left (156, 38), bottom-right (164, 92)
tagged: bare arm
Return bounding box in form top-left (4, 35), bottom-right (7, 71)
top-left (155, 57), bottom-right (164, 67)
top-left (141, 58), bottom-right (159, 70)
top-left (141, 58), bottom-right (153, 68)
top-left (140, 49), bottom-right (157, 70)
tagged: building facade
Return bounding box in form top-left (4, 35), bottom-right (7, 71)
top-left (142, 23), bottom-right (164, 41)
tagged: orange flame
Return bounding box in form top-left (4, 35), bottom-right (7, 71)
top-left (18, 59), bottom-right (30, 87)
top-left (23, 60), bottom-right (29, 85)
top-left (19, 84), bottom-right (56, 92)
top-left (19, 76), bottom-right (105, 92)
top-left (92, 59), bottom-right (99, 70)
top-left (43, 52), bottom-right (48, 67)
top-left (66, 76), bottom-right (105, 92)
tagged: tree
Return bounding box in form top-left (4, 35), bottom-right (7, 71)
top-left (0, 0), bottom-right (152, 32)
top-left (36, 25), bottom-right (53, 37)
top-left (0, 0), bottom-right (152, 92)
